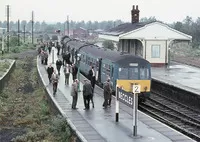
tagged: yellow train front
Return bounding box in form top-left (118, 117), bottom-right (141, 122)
top-left (113, 55), bottom-right (151, 103)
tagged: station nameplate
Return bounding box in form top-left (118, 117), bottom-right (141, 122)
top-left (117, 87), bottom-right (133, 108)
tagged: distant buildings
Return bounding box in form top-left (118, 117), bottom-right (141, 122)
top-left (63, 27), bottom-right (102, 42)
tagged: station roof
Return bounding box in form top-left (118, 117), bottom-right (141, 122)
top-left (100, 21), bottom-right (192, 41)
top-left (100, 22), bottom-right (149, 36)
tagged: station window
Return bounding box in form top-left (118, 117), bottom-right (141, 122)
top-left (151, 45), bottom-right (160, 58)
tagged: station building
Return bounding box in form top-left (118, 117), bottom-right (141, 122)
top-left (99, 5), bottom-right (192, 67)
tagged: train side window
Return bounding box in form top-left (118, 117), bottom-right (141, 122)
top-left (88, 57), bottom-right (90, 65)
top-left (111, 66), bottom-right (114, 78)
top-left (82, 54), bottom-right (85, 62)
top-left (86, 56), bottom-right (88, 64)
top-left (106, 64), bottom-right (110, 72)
top-left (96, 61), bottom-right (99, 68)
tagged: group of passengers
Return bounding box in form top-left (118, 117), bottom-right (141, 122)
top-left (71, 65), bottom-right (113, 110)
top-left (38, 41), bottom-right (113, 110)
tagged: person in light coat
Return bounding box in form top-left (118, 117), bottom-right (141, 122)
top-left (71, 79), bottom-right (79, 109)
top-left (63, 64), bottom-right (71, 85)
top-left (103, 78), bottom-right (112, 109)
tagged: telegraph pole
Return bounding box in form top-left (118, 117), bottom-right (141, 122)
top-left (18, 19), bottom-right (20, 46)
top-left (67, 15), bottom-right (69, 36)
top-left (6, 5), bottom-right (10, 52)
top-left (31, 11), bottom-right (34, 44)
top-left (24, 25), bottom-right (26, 43)
top-left (64, 22), bottom-right (66, 35)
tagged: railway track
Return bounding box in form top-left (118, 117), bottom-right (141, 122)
top-left (139, 92), bottom-right (200, 141)
top-left (80, 72), bottom-right (200, 141)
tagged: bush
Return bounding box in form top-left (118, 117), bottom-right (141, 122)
top-left (102, 40), bottom-right (115, 50)
top-left (0, 60), bottom-right (10, 72)
top-left (10, 37), bottom-right (18, 47)
top-left (10, 47), bottom-right (20, 53)
top-left (50, 115), bottom-right (72, 141)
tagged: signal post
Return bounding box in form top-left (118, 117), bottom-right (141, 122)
top-left (115, 79), bottom-right (141, 137)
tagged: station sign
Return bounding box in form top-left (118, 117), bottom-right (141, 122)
top-left (117, 87), bottom-right (133, 108)
top-left (132, 85), bottom-right (141, 93)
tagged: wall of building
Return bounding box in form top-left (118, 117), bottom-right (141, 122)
top-left (119, 39), bottom-right (143, 57)
top-left (145, 40), bottom-right (168, 66)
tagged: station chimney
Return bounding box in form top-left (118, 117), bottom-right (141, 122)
top-left (131, 5), bottom-right (140, 23)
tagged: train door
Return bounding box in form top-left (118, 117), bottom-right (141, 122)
top-left (97, 58), bottom-right (102, 83)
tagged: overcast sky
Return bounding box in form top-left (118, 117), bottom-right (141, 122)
top-left (0, 0), bottom-right (199, 23)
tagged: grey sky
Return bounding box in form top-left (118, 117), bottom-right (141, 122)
top-left (0, 0), bottom-right (199, 23)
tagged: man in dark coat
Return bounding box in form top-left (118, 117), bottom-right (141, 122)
top-left (56, 58), bottom-right (62, 75)
top-left (43, 51), bottom-right (48, 65)
top-left (103, 78), bottom-right (112, 109)
top-left (62, 52), bottom-right (71, 66)
top-left (72, 64), bottom-right (78, 81)
top-left (83, 79), bottom-right (93, 110)
top-left (46, 64), bottom-right (54, 83)
top-left (57, 43), bottom-right (61, 55)
top-left (48, 45), bottom-right (52, 54)
top-left (49, 40), bottom-right (52, 47)
top-left (88, 66), bottom-right (95, 108)
top-left (40, 50), bottom-right (45, 64)
top-left (88, 66), bottom-right (96, 92)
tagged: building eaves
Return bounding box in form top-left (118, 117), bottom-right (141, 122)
top-left (100, 22), bottom-right (147, 36)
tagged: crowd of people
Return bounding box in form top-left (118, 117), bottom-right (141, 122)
top-left (38, 41), bottom-right (113, 110)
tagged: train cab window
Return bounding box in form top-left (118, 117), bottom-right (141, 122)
top-left (129, 68), bottom-right (139, 79)
top-left (118, 68), bottom-right (128, 79)
top-left (140, 67), bottom-right (149, 79)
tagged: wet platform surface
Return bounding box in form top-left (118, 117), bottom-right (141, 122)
top-left (37, 47), bottom-right (195, 142)
top-left (152, 63), bottom-right (200, 95)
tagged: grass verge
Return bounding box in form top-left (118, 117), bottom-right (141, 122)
top-left (0, 50), bottom-right (76, 142)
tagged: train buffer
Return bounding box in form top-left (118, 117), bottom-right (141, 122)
top-left (37, 47), bottom-right (195, 142)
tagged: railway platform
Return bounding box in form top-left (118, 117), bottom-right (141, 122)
top-left (152, 62), bottom-right (200, 95)
top-left (37, 47), bottom-right (195, 142)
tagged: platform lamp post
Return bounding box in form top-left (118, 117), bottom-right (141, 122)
top-left (168, 47), bottom-right (171, 68)
top-left (77, 53), bottom-right (81, 92)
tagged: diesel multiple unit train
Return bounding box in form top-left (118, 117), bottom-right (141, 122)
top-left (61, 36), bottom-right (151, 102)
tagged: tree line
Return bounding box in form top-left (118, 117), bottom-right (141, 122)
top-left (0, 16), bottom-right (200, 47)
top-left (0, 20), bottom-right (123, 33)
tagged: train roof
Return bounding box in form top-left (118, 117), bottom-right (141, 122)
top-left (62, 38), bottom-right (150, 67)
top-left (80, 46), bottom-right (150, 67)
